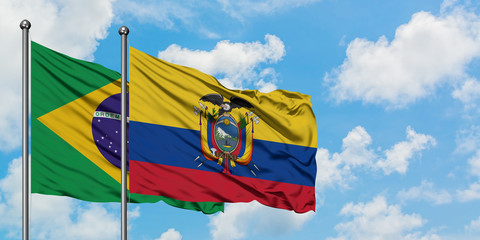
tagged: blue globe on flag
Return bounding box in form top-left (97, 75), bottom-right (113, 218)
top-left (92, 93), bottom-right (129, 170)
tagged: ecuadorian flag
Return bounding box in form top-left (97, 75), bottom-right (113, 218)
top-left (31, 41), bottom-right (223, 214)
top-left (129, 47), bottom-right (317, 213)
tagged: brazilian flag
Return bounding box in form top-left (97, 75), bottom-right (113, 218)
top-left (31, 41), bottom-right (223, 214)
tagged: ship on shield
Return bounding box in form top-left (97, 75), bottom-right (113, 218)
top-left (193, 93), bottom-right (261, 176)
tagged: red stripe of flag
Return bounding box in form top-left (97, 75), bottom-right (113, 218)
top-left (130, 160), bottom-right (316, 213)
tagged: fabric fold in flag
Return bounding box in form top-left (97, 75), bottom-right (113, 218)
top-left (129, 47), bottom-right (317, 213)
top-left (31, 41), bottom-right (223, 214)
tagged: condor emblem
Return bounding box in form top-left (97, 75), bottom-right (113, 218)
top-left (193, 94), bottom-right (261, 175)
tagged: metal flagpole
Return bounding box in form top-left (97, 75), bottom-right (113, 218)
top-left (20, 19), bottom-right (31, 240)
top-left (119, 25), bottom-right (129, 240)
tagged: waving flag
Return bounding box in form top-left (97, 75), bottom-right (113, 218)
top-left (31, 41), bottom-right (223, 214)
top-left (129, 47), bottom-right (317, 213)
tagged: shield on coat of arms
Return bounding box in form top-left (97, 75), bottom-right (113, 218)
top-left (214, 114), bottom-right (239, 153)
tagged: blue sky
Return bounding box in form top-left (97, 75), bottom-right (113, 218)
top-left (1, 0), bottom-right (480, 239)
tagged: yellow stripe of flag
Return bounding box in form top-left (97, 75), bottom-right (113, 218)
top-left (130, 47), bottom-right (317, 148)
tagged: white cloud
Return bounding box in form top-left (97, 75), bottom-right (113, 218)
top-left (115, 0), bottom-right (320, 38)
top-left (452, 78), bottom-right (480, 108)
top-left (37, 200), bottom-right (119, 240)
top-left (375, 126), bottom-right (436, 175)
top-left (0, 157), bottom-right (22, 237)
top-left (338, 35), bottom-right (347, 46)
top-left (128, 206), bottom-right (141, 219)
top-left (254, 68), bottom-right (279, 93)
top-left (455, 125), bottom-right (480, 154)
top-left (340, 126), bottom-right (376, 167)
top-left (465, 216), bottom-right (480, 232)
top-left (208, 201), bottom-right (314, 240)
top-left (457, 150), bottom-right (480, 202)
top-left (328, 195), bottom-right (439, 240)
top-left (397, 180), bottom-right (452, 205)
top-left (325, 6), bottom-right (480, 108)
top-left (440, 0), bottom-right (459, 13)
top-left (158, 34), bottom-right (285, 91)
top-left (2, 0), bottom-right (116, 60)
top-left (315, 148), bottom-right (352, 190)
top-left (457, 182), bottom-right (480, 202)
top-left (114, 0), bottom-right (194, 30)
top-left (316, 126), bottom-right (435, 190)
top-left (469, 150), bottom-right (480, 178)
top-left (315, 126), bottom-right (376, 190)
top-left (403, 232), bottom-right (442, 240)
top-left (155, 228), bottom-right (182, 240)
top-left (0, 0), bottom-right (116, 151)
top-left (126, 206), bottom-right (141, 231)
top-left (0, 157), bottom-right (121, 239)
top-left (0, 91), bottom-right (21, 152)
top-left (217, 0), bottom-right (321, 20)
top-left (255, 79), bottom-right (277, 93)
top-left (114, 0), bottom-right (232, 39)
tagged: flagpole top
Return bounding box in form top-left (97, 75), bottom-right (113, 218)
top-left (20, 20), bottom-right (31, 30)
top-left (118, 26), bottom-right (129, 36)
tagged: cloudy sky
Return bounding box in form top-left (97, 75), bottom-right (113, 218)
top-left (1, 0), bottom-right (480, 239)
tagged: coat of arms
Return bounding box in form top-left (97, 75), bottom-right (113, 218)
top-left (193, 94), bottom-right (261, 175)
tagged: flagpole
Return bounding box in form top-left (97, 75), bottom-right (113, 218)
top-left (20, 19), bottom-right (31, 240)
top-left (119, 25), bottom-right (129, 240)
